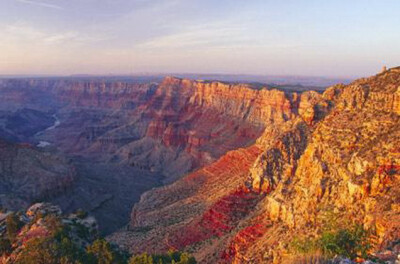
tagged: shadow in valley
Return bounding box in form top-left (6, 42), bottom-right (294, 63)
top-left (49, 156), bottom-right (163, 235)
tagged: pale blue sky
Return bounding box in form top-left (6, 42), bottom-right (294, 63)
top-left (0, 0), bottom-right (399, 77)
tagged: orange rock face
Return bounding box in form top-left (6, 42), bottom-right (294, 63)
top-left (109, 69), bottom-right (400, 264)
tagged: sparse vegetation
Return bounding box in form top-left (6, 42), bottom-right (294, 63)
top-left (16, 236), bottom-right (83, 264)
top-left (15, 216), bottom-right (88, 264)
top-left (319, 225), bottom-right (371, 259)
top-left (0, 206), bottom-right (196, 264)
top-left (291, 224), bottom-right (371, 261)
top-left (290, 236), bottom-right (319, 255)
top-left (86, 239), bottom-right (128, 264)
top-left (129, 250), bottom-right (196, 264)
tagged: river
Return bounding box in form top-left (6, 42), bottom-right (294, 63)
top-left (36, 114), bottom-right (60, 147)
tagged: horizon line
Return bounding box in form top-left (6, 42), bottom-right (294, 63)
top-left (0, 72), bottom-right (358, 80)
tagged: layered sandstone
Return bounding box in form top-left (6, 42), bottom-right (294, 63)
top-left (235, 68), bottom-right (400, 263)
top-left (110, 69), bottom-right (400, 263)
top-left (0, 76), bottom-right (318, 234)
top-left (11, 77), bottom-right (307, 183)
top-left (0, 77), bottom-right (320, 181)
top-left (108, 77), bottom-right (330, 262)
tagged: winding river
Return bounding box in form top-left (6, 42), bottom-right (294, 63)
top-left (36, 114), bottom-right (61, 147)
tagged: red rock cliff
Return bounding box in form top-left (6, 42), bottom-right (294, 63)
top-left (109, 69), bottom-right (400, 264)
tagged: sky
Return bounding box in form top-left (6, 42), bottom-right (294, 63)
top-left (0, 0), bottom-right (399, 77)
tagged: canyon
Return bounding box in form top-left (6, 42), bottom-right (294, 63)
top-left (0, 75), bottom-right (303, 234)
top-left (108, 68), bottom-right (400, 263)
top-left (0, 68), bottom-right (399, 263)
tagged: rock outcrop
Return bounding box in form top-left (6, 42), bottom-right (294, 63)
top-left (0, 203), bottom-right (98, 264)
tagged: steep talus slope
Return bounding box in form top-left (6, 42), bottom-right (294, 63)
top-left (0, 140), bottom-right (75, 210)
top-left (110, 68), bottom-right (400, 263)
top-left (110, 145), bottom-right (262, 254)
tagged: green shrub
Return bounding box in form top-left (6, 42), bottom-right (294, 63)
top-left (319, 225), bottom-right (371, 259)
top-left (291, 225), bottom-right (371, 260)
top-left (129, 253), bottom-right (154, 264)
top-left (129, 251), bottom-right (196, 264)
top-left (16, 237), bottom-right (59, 264)
top-left (86, 239), bottom-right (127, 264)
top-left (290, 236), bottom-right (318, 254)
top-left (16, 227), bottom-right (88, 264)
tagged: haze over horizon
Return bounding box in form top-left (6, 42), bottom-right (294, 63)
top-left (1, 0), bottom-right (399, 77)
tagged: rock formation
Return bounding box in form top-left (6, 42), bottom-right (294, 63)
top-left (109, 68), bottom-right (400, 263)
top-left (0, 76), bottom-right (301, 183)
top-left (1, 69), bottom-right (399, 262)
top-left (0, 203), bottom-right (98, 264)
top-left (0, 76), bottom-right (309, 233)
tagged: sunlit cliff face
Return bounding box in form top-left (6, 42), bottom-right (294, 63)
top-left (109, 68), bottom-right (400, 264)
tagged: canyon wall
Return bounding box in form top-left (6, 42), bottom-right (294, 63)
top-left (110, 68), bottom-right (400, 263)
top-left (0, 77), bottom-right (306, 182)
top-left (0, 76), bottom-right (312, 232)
